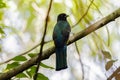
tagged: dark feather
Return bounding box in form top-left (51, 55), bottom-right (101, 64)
top-left (53, 13), bottom-right (71, 71)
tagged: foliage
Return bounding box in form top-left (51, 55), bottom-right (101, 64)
top-left (0, 0), bottom-right (6, 38)
top-left (0, 0), bottom-right (120, 80)
top-left (12, 55), bottom-right (27, 61)
top-left (4, 54), bottom-right (53, 79)
top-left (102, 50), bottom-right (112, 59)
top-left (0, 0), bottom-right (6, 8)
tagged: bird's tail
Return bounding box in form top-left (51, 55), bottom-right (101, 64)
top-left (55, 46), bottom-right (67, 71)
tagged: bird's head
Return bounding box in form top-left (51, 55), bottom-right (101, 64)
top-left (57, 13), bottom-right (69, 21)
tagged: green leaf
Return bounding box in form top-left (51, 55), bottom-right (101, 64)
top-left (16, 73), bottom-right (28, 78)
top-left (0, 1), bottom-right (6, 8)
top-left (12, 55), bottom-right (27, 61)
top-left (27, 66), bottom-right (36, 78)
top-left (102, 50), bottom-right (111, 59)
top-left (0, 27), bottom-right (4, 34)
top-left (105, 60), bottom-right (117, 71)
top-left (6, 62), bottom-right (20, 70)
top-left (26, 71), bottom-right (32, 78)
top-left (0, 11), bottom-right (3, 20)
top-left (40, 63), bottom-right (54, 69)
top-left (0, 27), bottom-right (5, 38)
top-left (37, 73), bottom-right (48, 80)
top-left (28, 53), bottom-right (36, 58)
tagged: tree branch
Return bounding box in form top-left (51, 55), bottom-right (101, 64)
top-left (107, 67), bottom-right (120, 80)
top-left (75, 41), bottom-right (85, 80)
top-left (0, 8), bottom-right (120, 80)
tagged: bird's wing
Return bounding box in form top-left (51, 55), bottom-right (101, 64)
top-left (62, 24), bottom-right (71, 44)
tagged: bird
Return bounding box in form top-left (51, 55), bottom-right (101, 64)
top-left (53, 13), bottom-right (71, 71)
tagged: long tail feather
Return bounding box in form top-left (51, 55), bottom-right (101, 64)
top-left (55, 46), bottom-right (67, 71)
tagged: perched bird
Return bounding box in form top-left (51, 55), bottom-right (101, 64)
top-left (53, 13), bottom-right (71, 71)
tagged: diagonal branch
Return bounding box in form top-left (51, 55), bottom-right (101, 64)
top-left (107, 67), bottom-right (120, 80)
top-left (0, 43), bottom-right (40, 65)
top-left (0, 8), bottom-right (120, 80)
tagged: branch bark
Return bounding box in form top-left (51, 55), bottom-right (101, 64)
top-left (0, 8), bottom-right (120, 80)
top-left (107, 67), bottom-right (120, 80)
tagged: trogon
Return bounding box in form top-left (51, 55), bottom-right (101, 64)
top-left (53, 13), bottom-right (71, 71)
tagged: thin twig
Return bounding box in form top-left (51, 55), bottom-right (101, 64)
top-left (106, 26), bottom-right (110, 46)
top-left (75, 41), bottom-right (85, 80)
top-left (0, 43), bottom-right (40, 65)
top-left (72, 0), bottom-right (94, 27)
top-left (0, 40), bottom-right (52, 65)
top-left (33, 0), bottom-right (53, 80)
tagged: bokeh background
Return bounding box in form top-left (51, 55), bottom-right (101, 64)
top-left (0, 0), bottom-right (120, 80)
